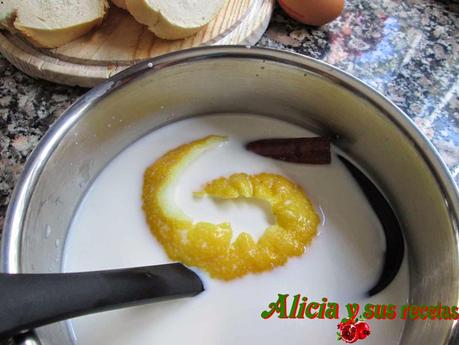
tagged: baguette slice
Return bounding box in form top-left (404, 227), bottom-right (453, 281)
top-left (125, 0), bottom-right (226, 40)
top-left (0, 0), bottom-right (108, 48)
top-left (111, 0), bottom-right (127, 10)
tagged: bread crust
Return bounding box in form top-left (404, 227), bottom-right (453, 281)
top-left (111, 0), bottom-right (127, 10)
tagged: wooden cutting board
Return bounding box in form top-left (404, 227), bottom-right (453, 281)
top-left (0, 0), bottom-right (274, 87)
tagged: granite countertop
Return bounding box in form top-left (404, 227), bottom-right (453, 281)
top-left (0, 0), bottom-right (457, 343)
top-left (0, 3), bottom-right (458, 248)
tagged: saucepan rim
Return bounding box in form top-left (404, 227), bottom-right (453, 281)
top-left (1, 46), bottom-right (458, 344)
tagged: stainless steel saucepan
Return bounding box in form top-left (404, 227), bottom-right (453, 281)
top-left (2, 47), bottom-right (458, 345)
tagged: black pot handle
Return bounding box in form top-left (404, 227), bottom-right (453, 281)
top-left (0, 263), bottom-right (203, 339)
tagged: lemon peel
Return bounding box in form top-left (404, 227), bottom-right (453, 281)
top-left (142, 135), bottom-right (319, 280)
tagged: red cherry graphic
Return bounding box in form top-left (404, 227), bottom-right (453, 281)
top-left (355, 321), bottom-right (371, 340)
top-left (339, 322), bottom-right (359, 343)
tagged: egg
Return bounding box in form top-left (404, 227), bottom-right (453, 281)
top-left (278, 0), bottom-right (345, 26)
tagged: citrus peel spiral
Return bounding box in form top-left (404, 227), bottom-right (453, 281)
top-left (142, 135), bottom-right (319, 280)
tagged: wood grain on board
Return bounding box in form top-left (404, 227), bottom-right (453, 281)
top-left (0, 0), bottom-right (274, 87)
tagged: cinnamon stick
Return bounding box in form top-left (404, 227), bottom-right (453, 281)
top-left (246, 137), bottom-right (331, 164)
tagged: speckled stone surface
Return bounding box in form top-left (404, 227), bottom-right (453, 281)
top-left (0, 0), bottom-right (457, 341)
top-left (260, 0), bottom-right (458, 171)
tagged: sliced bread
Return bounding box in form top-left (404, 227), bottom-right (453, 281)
top-left (125, 0), bottom-right (226, 40)
top-left (111, 0), bottom-right (127, 10)
top-left (0, 0), bottom-right (108, 48)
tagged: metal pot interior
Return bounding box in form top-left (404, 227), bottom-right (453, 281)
top-left (2, 47), bottom-right (458, 345)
